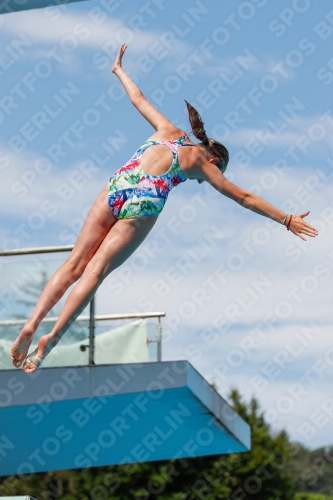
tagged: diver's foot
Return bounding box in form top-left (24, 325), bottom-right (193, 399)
top-left (11, 323), bottom-right (36, 367)
top-left (23, 334), bottom-right (52, 373)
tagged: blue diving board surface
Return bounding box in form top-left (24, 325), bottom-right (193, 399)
top-left (0, 361), bottom-right (251, 476)
top-left (0, 0), bottom-right (87, 14)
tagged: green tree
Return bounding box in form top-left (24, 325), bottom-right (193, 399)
top-left (289, 443), bottom-right (333, 496)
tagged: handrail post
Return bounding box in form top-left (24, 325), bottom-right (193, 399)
top-left (157, 317), bottom-right (162, 362)
top-left (89, 296), bottom-right (95, 366)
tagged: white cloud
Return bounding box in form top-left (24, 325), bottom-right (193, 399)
top-left (0, 144), bottom-right (106, 236)
top-left (226, 115), bottom-right (333, 150)
top-left (1, 6), bottom-right (191, 74)
top-left (2, 9), bottom-right (149, 48)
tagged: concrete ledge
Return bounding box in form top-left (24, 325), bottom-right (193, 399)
top-left (0, 361), bottom-right (251, 475)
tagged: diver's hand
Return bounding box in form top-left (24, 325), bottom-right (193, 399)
top-left (112, 43), bottom-right (127, 73)
top-left (288, 211), bottom-right (318, 241)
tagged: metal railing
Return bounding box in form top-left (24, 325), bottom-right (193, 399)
top-left (0, 245), bottom-right (75, 256)
top-left (0, 244), bottom-right (165, 364)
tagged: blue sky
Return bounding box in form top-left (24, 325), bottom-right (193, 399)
top-left (1, 0), bottom-right (333, 449)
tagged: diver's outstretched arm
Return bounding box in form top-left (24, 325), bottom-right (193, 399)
top-left (194, 159), bottom-right (318, 241)
top-left (112, 43), bottom-right (178, 133)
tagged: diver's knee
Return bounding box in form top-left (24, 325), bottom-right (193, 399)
top-left (66, 255), bottom-right (89, 281)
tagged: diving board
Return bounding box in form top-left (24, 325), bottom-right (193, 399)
top-left (0, 361), bottom-right (251, 476)
top-left (0, 0), bottom-right (87, 14)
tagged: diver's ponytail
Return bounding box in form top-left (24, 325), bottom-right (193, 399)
top-left (184, 99), bottom-right (229, 173)
top-left (184, 100), bottom-right (209, 144)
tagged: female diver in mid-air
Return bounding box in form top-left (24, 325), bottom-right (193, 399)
top-left (11, 44), bottom-right (318, 372)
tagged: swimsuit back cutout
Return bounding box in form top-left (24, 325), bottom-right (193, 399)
top-left (108, 135), bottom-right (193, 219)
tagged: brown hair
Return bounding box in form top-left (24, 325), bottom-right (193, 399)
top-left (185, 100), bottom-right (229, 173)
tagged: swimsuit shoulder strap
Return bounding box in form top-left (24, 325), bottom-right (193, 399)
top-left (161, 135), bottom-right (195, 151)
top-left (176, 135), bottom-right (193, 145)
top-left (134, 135), bottom-right (195, 159)
top-left (163, 136), bottom-right (195, 180)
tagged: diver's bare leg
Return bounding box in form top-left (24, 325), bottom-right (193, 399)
top-left (23, 215), bottom-right (158, 372)
top-left (11, 184), bottom-right (116, 367)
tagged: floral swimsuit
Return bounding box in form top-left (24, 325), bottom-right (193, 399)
top-left (108, 135), bottom-right (193, 219)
